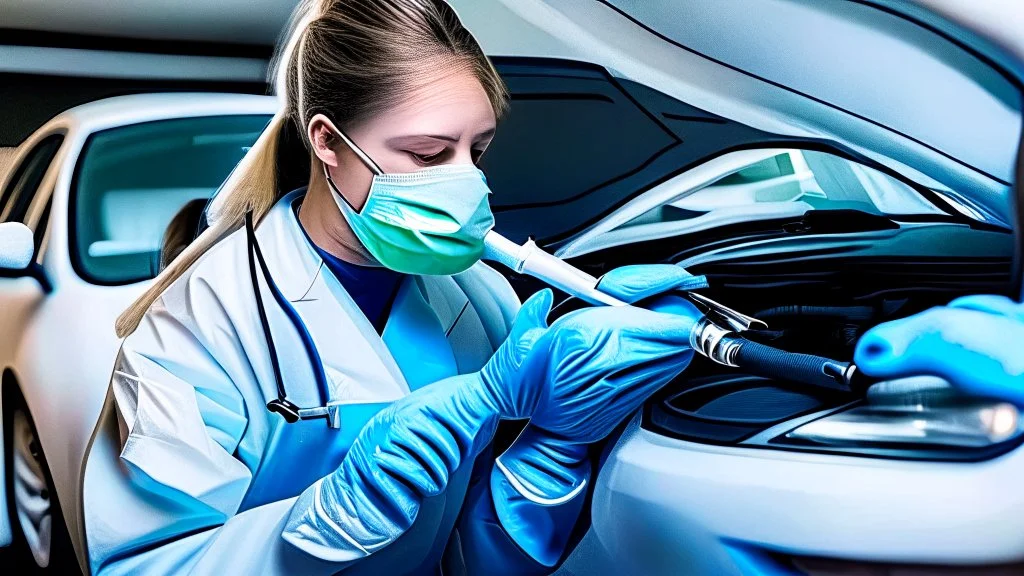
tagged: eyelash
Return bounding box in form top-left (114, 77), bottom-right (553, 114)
top-left (409, 150), bottom-right (446, 166)
top-left (407, 148), bottom-right (488, 166)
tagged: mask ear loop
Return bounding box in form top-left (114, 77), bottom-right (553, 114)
top-left (319, 117), bottom-right (384, 214)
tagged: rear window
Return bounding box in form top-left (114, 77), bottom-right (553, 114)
top-left (72, 115), bottom-right (270, 284)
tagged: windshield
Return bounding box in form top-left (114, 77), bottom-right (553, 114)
top-left (557, 148), bottom-right (956, 259)
top-left (674, 150), bottom-right (946, 216)
top-left (72, 114), bottom-right (271, 285)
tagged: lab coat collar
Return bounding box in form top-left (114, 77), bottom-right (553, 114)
top-left (253, 189), bottom-right (412, 403)
top-left (251, 189), bottom-right (467, 404)
top-left (253, 189), bottom-right (323, 303)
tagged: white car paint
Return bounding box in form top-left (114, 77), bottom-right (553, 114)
top-left (0, 93), bottom-right (279, 560)
top-left (588, 416), bottom-right (1024, 574)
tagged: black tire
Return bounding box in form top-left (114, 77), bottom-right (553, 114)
top-left (2, 386), bottom-right (80, 575)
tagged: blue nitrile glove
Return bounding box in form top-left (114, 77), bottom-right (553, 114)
top-left (855, 294), bottom-right (1024, 407)
top-left (283, 291), bottom-right (553, 562)
top-left (492, 264), bottom-right (705, 567)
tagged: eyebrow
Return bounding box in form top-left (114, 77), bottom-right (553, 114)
top-left (388, 128), bottom-right (496, 146)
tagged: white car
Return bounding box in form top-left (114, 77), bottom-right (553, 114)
top-left (0, 1), bottom-right (1022, 575)
top-left (0, 94), bottom-right (278, 572)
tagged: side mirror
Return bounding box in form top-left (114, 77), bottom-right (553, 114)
top-left (0, 222), bottom-right (52, 293)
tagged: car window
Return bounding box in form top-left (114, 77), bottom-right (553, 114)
top-left (34, 194), bottom-right (53, 259)
top-left (71, 115), bottom-right (271, 285)
top-left (558, 149), bottom-right (948, 258)
top-left (1, 134), bottom-right (63, 223)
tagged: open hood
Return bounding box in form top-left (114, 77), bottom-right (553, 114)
top-left (450, 0), bottom-right (1022, 225)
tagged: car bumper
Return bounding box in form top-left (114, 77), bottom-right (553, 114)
top-left (589, 415), bottom-right (1024, 575)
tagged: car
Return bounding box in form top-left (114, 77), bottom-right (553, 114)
top-left (0, 1), bottom-right (1021, 575)
top-left (0, 94), bottom-right (279, 572)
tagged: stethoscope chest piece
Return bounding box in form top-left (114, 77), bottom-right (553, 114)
top-left (267, 399), bottom-right (302, 424)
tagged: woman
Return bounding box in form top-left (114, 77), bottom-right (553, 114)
top-left (80, 1), bottom-right (704, 574)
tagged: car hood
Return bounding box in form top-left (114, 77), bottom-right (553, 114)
top-left (451, 0), bottom-right (1022, 225)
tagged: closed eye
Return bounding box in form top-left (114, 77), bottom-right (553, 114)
top-left (408, 149), bottom-right (448, 166)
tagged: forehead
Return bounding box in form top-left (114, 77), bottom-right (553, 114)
top-left (366, 65), bottom-right (496, 136)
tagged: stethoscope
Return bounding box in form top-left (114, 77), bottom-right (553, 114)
top-left (244, 130), bottom-right (385, 428)
top-left (245, 210), bottom-right (345, 428)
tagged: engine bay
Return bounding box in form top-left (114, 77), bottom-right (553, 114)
top-left (533, 222), bottom-right (1018, 449)
top-left (645, 250), bottom-right (1014, 446)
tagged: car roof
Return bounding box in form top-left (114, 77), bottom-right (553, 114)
top-left (45, 93), bottom-right (279, 136)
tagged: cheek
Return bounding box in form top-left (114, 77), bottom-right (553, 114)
top-left (348, 138), bottom-right (421, 175)
top-left (337, 165), bottom-right (375, 211)
top-left (378, 149), bottom-right (423, 174)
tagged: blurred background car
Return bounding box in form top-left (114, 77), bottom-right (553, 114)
top-left (0, 0), bottom-right (1022, 575)
top-left (0, 94), bottom-right (277, 573)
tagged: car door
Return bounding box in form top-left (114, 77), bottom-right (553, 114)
top-left (0, 132), bottom-right (64, 355)
top-left (0, 131), bottom-right (63, 549)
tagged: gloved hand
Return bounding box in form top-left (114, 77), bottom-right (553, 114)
top-left (283, 290), bottom-right (553, 562)
top-left (491, 265), bottom-right (705, 567)
top-left (527, 264), bottom-right (704, 442)
top-left (855, 294), bottom-right (1024, 407)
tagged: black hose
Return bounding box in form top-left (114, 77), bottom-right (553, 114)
top-left (733, 339), bottom-right (854, 394)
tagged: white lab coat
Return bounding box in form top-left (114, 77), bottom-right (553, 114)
top-left (78, 190), bottom-right (523, 575)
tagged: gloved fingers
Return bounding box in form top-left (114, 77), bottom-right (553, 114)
top-left (545, 350), bottom-right (693, 440)
top-left (596, 264), bottom-right (707, 304)
top-left (544, 307), bottom-right (696, 395)
top-left (855, 307), bottom-right (1024, 404)
top-left (375, 449), bottom-right (447, 498)
top-left (510, 289), bottom-right (553, 359)
top-left (599, 351), bottom-right (693, 410)
top-left (947, 294), bottom-right (1024, 321)
top-left (497, 433), bottom-right (590, 490)
top-left (504, 426), bottom-right (588, 465)
top-left (642, 294), bottom-right (703, 320)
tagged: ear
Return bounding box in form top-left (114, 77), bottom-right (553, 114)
top-left (307, 113), bottom-right (342, 167)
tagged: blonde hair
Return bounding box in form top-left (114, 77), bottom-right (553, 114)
top-left (116, 0), bottom-right (509, 338)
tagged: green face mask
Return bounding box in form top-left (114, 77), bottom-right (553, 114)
top-left (323, 130), bottom-right (495, 276)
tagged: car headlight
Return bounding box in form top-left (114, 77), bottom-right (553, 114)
top-left (780, 376), bottom-right (1023, 455)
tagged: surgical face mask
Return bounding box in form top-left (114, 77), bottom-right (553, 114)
top-left (322, 126), bottom-right (495, 276)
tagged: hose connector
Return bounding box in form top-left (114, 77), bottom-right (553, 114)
top-left (690, 317), bottom-right (743, 367)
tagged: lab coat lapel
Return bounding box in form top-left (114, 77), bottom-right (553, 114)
top-left (256, 191), bottom-right (409, 404)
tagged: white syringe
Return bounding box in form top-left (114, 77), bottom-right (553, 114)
top-left (482, 231), bottom-right (867, 394)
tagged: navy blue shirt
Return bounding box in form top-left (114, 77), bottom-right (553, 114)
top-left (314, 245), bottom-right (404, 334)
top-left (295, 196), bottom-right (404, 334)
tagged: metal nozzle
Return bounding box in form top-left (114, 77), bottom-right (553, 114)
top-left (686, 293), bottom-right (768, 333)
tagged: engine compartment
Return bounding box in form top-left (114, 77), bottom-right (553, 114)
top-left (640, 251), bottom-right (1014, 444)
top-left (533, 220), bottom-right (1018, 446)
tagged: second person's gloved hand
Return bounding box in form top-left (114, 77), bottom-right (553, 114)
top-left (855, 294), bottom-right (1024, 407)
top-left (282, 289), bottom-right (554, 562)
